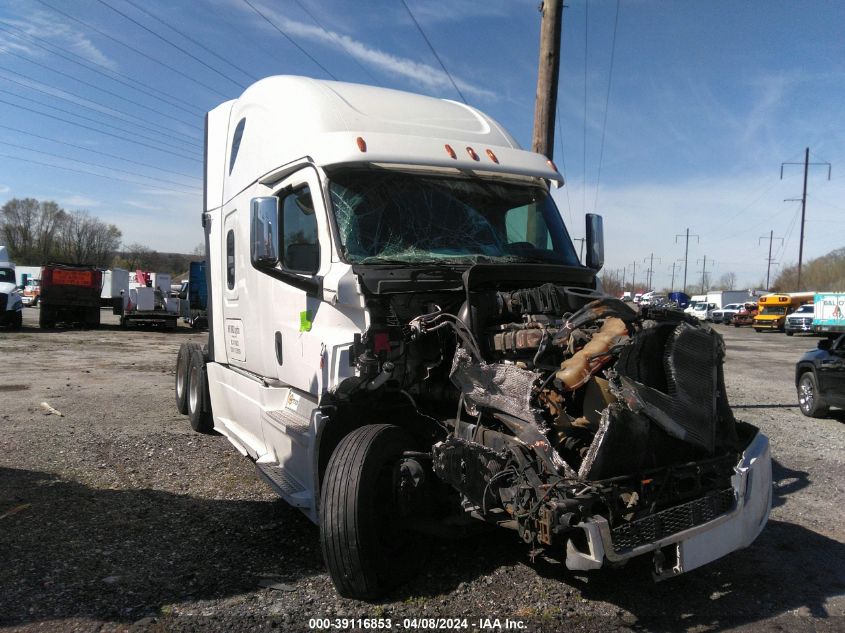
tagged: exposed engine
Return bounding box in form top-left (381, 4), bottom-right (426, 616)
top-left (337, 268), bottom-right (752, 559)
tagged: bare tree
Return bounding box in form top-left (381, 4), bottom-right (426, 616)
top-left (55, 211), bottom-right (122, 267)
top-left (0, 198), bottom-right (62, 263)
top-left (717, 272), bottom-right (737, 290)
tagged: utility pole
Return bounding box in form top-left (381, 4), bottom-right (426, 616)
top-left (621, 265), bottom-right (626, 291)
top-left (643, 254), bottom-right (661, 291)
top-left (697, 256), bottom-right (713, 293)
top-left (531, 0), bottom-right (563, 158)
top-left (780, 147), bottom-right (831, 290)
top-left (668, 259), bottom-right (684, 294)
top-left (758, 230), bottom-right (783, 291)
top-left (675, 228), bottom-right (699, 295)
top-left (573, 237), bottom-right (586, 263)
top-left (630, 260), bottom-right (637, 294)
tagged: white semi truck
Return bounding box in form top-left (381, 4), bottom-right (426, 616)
top-left (175, 76), bottom-right (771, 599)
top-left (0, 246), bottom-right (23, 329)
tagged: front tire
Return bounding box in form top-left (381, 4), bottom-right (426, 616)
top-left (320, 424), bottom-right (427, 600)
top-left (10, 311), bottom-right (22, 330)
top-left (187, 347), bottom-right (213, 433)
top-left (798, 372), bottom-right (828, 418)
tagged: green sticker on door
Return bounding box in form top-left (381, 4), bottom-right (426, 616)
top-left (299, 310), bottom-right (312, 332)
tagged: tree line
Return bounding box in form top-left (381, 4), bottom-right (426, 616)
top-left (771, 247), bottom-right (845, 292)
top-left (1, 198), bottom-right (121, 268)
top-left (1, 197), bottom-right (202, 275)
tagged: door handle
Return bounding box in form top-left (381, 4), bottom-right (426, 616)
top-left (275, 331), bottom-right (283, 365)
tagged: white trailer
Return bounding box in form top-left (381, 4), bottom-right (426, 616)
top-left (174, 76), bottom-right (771, 600)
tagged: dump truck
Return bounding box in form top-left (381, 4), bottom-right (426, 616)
top-left (38, 263), bottom-right (102, 328)
top-left (174, 76), bottom-right (771, 600)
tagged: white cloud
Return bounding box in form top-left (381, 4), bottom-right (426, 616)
top-left (244, 2), bottom-right (495, 100)
top-left (125, 200), bottom-right (162, 211)
top-left (0, 11), bottom-right (117, 71)
top-left (61, 195), bottom-right (100, 208)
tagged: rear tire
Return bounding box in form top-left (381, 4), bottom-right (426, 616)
top-left (786, 331), bottom-right (794, 336)
top-left (10, 311), bottom-right (22, 330)
top-left (797, 372), bottom-right (828, 418)
top-left (39, 307), bottom-right (55, 329)
top-left (320, 424), bottom-right (429, 600)
top-left (187, 346), bottom-right (214, 433)
top-left (175, 343), bottom-right (199, 415)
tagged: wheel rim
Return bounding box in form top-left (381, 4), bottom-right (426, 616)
top-left (799, 376), bottom-right (814, 411)
top-left (176, 354), bottom-right (186, 400)
top-left (189, 365), bottom-right (199, 413)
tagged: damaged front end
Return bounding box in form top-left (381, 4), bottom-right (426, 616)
top-left (341, 267), bottom-right (771, 580)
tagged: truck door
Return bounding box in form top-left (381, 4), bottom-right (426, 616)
top-left (264, 168), bottom-right (329, 395)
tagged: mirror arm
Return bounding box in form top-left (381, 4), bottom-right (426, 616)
top-left (257, 264), bottom-right (322, 297)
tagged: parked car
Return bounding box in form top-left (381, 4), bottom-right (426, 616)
top-left (795, 335), bottom-right (845, 417)
top-left (21, 278), bottom-right (40, 306)
top-left (710, 303), bottom-right (744, 324)
top-left (785, 303), bottom-right (815, 336)
top-left (691, 302), bottom-right (717, 321)
top-left (732, 303), bottom-right (758, 327)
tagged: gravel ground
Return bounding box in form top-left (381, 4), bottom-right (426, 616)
top-left (1, 308), bottom-right (844, 632)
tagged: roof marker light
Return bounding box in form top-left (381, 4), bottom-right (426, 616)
top-left (486, 149), bottom-right (499, 163)
top-left (466, 146), bottom-right (479, 161)
top-left (356, 136), bottom-right (367, 152)
top-left (547, 159), bottom-right (559, 172)
top-left (444, 144), bottom-right (457, 159)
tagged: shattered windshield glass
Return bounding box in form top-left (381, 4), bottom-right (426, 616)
top-left (327, 168), bottom-right (580, 265)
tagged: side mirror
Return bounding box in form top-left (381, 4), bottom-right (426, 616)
top-left (251, 196), bottom-right (280, 266)
top-left (585, 213), bottom-right (604, 272)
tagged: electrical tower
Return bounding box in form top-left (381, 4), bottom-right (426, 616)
top-left (697, 256), bottom-right (714, 293)
top-left (675, 228), bottom-right (699, 295)
top-left (758, 230), bottom-right (783, 291)
top-left (668, 259), bottom-right (684, 294)
top-left (643, 253), bottom-right (661, 291)
top-left (780, 148), bottom-right (832, 290)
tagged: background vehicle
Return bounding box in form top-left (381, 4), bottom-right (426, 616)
top-left (795, 335), bottom-right (845, 417)
top-left (179, 260), bottom-right (208, 329)
top-left (731, 302), bottom-right (758, 327)
top-left (684, 294), bottom-right (706, 315)
top-left (174, 75), bottom-right (771, 600)
top-left (667, 291), bottom-right (690, 309)
top-left (38, 263), bottom-right (102, 328)
top-left (115, 270), bottom-right (178, 329)
top-left (753, 294), bottom-right (801, 332)
top-left (691, 301), bottom-right (717, 320)
top-left (785, 304), bottom-right (815, 336)
top-left (711, 302), bottom-right (744, 324)
top-left (21, 278), bottom-right (40, 307)
top-left (706, 290), bottom-right (757, 310)
top-left (813, 293), bottom-right (845, 336)
top-left (0, 245), bottom-right (23, 329)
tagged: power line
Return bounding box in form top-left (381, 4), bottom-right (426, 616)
top-left (592, 0), bottom-right (620, 212)
top-left (291, 0), bottom-right (378, 83)
top-left (241, 0), bottom-right (337, 80)
top-left (758, 230), bottom-right (783, 291)
top-left (0, 42), bottom-right (200, 130)
top-left (121, 0), bottom-right (259, 83)
top-left (582, 0), bottom-right (588, 215)
top-left (0, 86), bottom-right (200, 158)
top-left (0, 122), bottom-right (200, 181)
top-left (400, 0), bottom-right (466, 104)
top-left (0, 151), bottom-right (197, 195)
top-left (34, 0), bottom-right (230, 99)
top-left (0, 97), bottom-right (202, 163)
top-left (93, 0), bottom-right (246, 90)
top-left (0, 65), bottom-right (201, 147)
top-left (0, 19), bottom-right (203, 117)
top-left (0, 139), bottom-right (199, 190)
top-left (555, 102), bottom-right (574, 230)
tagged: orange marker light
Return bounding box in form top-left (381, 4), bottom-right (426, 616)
top-left (466, 146), bottom-right (479, 161)
top-left (356, 136), bottom-right (367, 152)
top-left (486, 149), bottom-right (499, 163)
top-left (444, 144), bottom-right (457, 159)
top-left (547, 159), bottom-right (559, 172)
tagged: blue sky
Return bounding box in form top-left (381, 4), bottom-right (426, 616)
top-left (0, 0), bottom-right (843, 290)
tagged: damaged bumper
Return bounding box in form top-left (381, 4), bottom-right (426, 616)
top-left (565, 430), bottom-right (771, 578)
